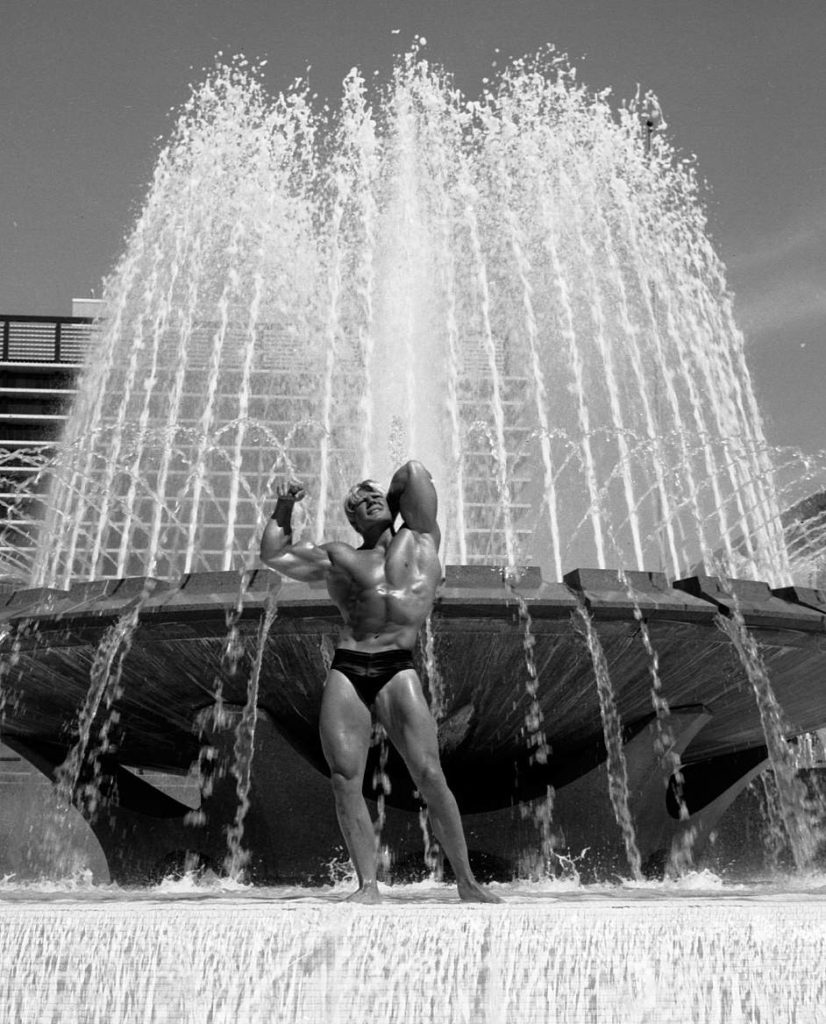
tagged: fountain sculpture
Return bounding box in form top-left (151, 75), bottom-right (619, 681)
top-left (1, 51), bottom-right (825, 884)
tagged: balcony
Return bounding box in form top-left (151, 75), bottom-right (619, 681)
top-left (0, 315), bottom-right (90, 448)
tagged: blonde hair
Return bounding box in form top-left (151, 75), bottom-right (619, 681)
top-left (343, 479), bottom-right (383, 525)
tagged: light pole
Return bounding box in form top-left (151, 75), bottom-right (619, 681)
top-left (641, 93), bottom-right (666, 157)
top-left (640, 92), bottom-right (667, 570)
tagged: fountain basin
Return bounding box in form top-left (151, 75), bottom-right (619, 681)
top-left (2, 565), bottom-right (825, 882)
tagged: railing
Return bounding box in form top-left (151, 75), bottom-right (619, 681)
top-left (1, 315), bottom-right (94, 365)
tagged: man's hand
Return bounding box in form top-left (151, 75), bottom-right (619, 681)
top-left (277, 480), bottom-right (306, 502)
top-left (271, 479), bottom-right (306, 532)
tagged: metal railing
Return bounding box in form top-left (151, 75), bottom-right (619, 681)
top-left (1, 315), bottom-right (94, 365)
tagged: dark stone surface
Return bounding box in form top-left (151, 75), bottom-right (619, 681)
top-left (673, 575), bottom-right (826, 632)
top-left (2, 566), bottom-right (825, 818)
top-left (564, 567), bottom-right (717, 621)
top-left (772, 584), bottom-right (826, 618)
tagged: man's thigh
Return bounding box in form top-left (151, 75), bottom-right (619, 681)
top-left (319, 669), bottom-right (372, 776)
top-left (375, 670), bottom-right (441, 769)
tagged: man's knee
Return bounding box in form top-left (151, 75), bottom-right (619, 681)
top-left (410, 755), bottom-right (446, 797)
top-left (330, 768), bottom-right (363, 801)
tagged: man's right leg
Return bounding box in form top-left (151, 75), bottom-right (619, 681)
top-left (376, 672), bottom-right (502, 903)
top-left (318, 669), bottom-right (379, 902)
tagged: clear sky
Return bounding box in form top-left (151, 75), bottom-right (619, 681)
top-left (2, 0), bottom-right (824, 452)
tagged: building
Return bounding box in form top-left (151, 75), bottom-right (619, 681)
top-left (0, 302), bottom-right (99, 581)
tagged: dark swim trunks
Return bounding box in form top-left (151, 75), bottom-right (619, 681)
top-left (330, 648), bottom-right (415, 708)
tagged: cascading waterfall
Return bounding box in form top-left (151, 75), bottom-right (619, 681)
top-left (29, 50), bottom-right (793, 590)
top-left (4, 899), bottom-right (826, 1024)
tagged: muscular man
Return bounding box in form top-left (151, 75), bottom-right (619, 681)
top-left (260, 460), bottom-right (500, 903)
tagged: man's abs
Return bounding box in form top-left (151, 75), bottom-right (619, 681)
top-left (336, 597), bottom-right (424, 652)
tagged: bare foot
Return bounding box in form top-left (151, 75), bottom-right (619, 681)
top-left (457, 879), bottom-right (503, 904)
top-left (344, 884), bottom-right (382, 904)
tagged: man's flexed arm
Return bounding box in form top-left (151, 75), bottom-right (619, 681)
top-left (260, 481), bottom-right (332, 581)
top-left (386, 460), bottom-right (441, 545)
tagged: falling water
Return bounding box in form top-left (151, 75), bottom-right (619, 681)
top-left (370, 724), bottom-right (393, 876)
top-left (616, 567), bottom-right (695, 871)
top-left (223, 593), bottom-right (279, 878)
top-left (504, 572), bottom-right (559, 873)
top-left (715, 606), bottom-right (822, 869)
top-left (27, 50), bottom-right (794, 589)
top-left (506, 574), bottom-right (550, 768)
top-left (53, 588), bottom-right (151, 819)
top-left (420, 615), bottom-right (446, 720)
top-left (575, 602), bottom-right (643, 880)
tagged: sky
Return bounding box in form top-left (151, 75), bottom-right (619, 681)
top-left (2, 0), bottom-right (824, 453)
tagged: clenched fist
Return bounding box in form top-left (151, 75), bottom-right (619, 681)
top-left (277, 480), bottom-right (306, 502)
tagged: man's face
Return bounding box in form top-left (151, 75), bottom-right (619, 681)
top-left (350, 484), bottom-right (391, 534)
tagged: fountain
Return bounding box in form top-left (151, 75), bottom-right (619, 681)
top-left (1, 49), bottom-right (826, 896)
top-left (24, 55), bottom-right (793, 586)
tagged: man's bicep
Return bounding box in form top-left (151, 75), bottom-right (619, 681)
top-left (293, 542), bottom-right (335, 571)
top-left (265, 542), bottom-right (332, 581)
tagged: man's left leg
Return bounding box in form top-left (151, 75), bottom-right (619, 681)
top-left (375, 670), bottom-right (502, 903)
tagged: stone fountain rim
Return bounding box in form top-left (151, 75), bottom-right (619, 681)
top-left (1, 565), bottom-right (824, 635)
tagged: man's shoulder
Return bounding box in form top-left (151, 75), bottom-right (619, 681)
top-left (320, 540), bottom-right (358, 564)
top-left (319, 540), bottom-right (356, 553)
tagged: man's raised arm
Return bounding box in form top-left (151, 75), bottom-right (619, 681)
top-left (386, 460), bottom-right (441, 544)
top-left (260, 481), bottom-right (332, 582)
